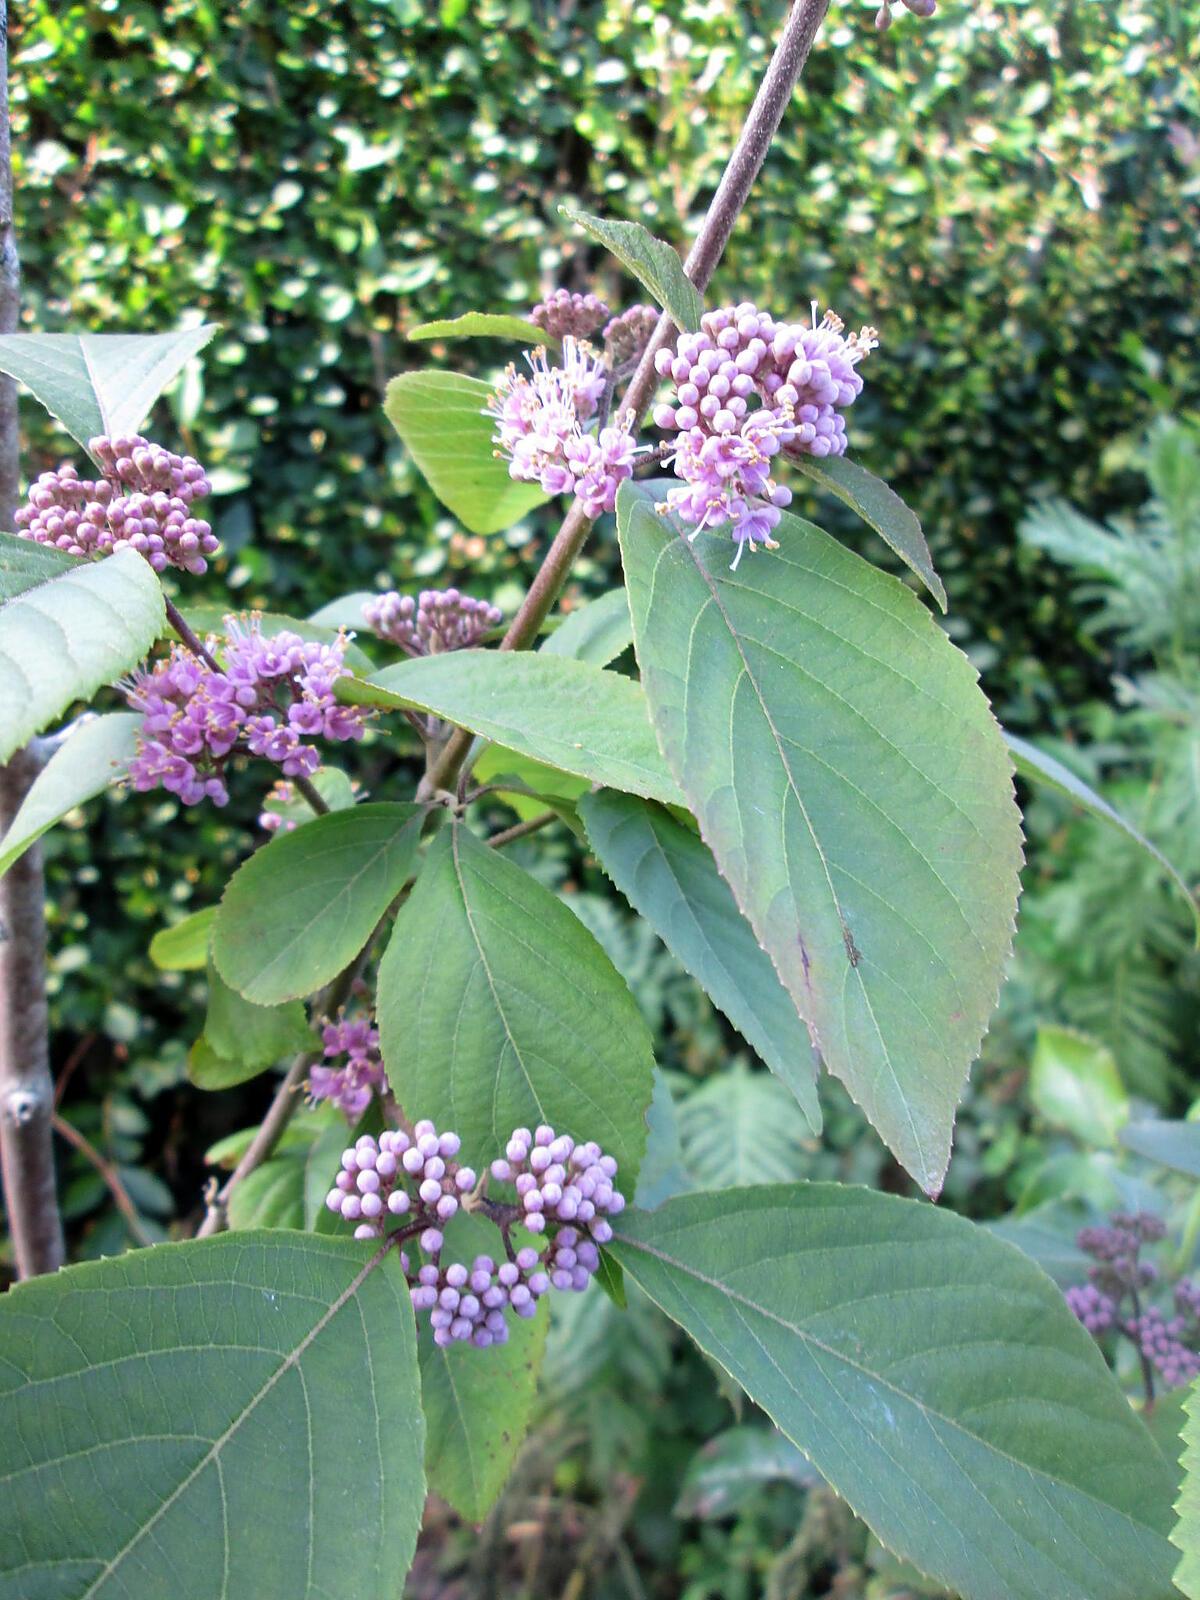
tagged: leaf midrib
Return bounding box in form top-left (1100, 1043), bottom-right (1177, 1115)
top-left (665, 535), bottom-right (929, 1181)
top-left (615, 1223), bottom-right (1165, 1541)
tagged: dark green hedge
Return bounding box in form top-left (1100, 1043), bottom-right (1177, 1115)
top-left (10, 0), bottom-right (1199, 1240)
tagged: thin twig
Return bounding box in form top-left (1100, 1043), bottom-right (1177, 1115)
top-left (52, 1113), bottom-right (154, 1248)
top-left (164, 596), bottom-right (220, 672)
top-left (419, 0), bottom-right (832, 801)
top-left (291, 772), bottom-right (331, 817)
top-left (487, 811), bottom-right (559, 850)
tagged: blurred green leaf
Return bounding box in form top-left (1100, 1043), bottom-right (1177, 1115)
top-left (408, 312), bottom-right (552, 346)
top-left (1029, 1024), bottom-right (1129, 1147)
top-left (149, 905), bottom-right (216, 971)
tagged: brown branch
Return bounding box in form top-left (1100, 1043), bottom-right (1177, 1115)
top-left (52, 1113), bottom-right (154, 1249)
top-left (420, 0), bottom-right (832, 800)
top-left (164, 596), bottom-right (220, 672)
top-left (487, 810), bottom-right (559, 850)
top-left (0, 1), bottom-right (66, 1279)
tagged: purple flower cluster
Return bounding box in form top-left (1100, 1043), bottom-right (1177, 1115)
top-left (603, 304), bottom-right (660, 369)
top-left (16, 434), bottom-right (217, 574)
top-left (486, 338), bottom-right (643, 518)
top-left (652, 301), bottom-right (877, 567)
top-left (309, 1016), bottom-right (386, 1119)
top-left (124, 616), bottom-right (368, 806)
top-left (1064, 1211), bottom-right (1200, 1391)
top-left (530, 288), bottom-right (610, 342)
top-left (362, 588), bottom-right (502, 655)
top-left (1125, 1308), bottom-right (1200, 1388)
top-left (327, 1118), bottom-right (625, 1349)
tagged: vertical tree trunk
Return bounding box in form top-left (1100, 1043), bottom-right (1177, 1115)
top-left (0, 0), bottom-right (66, 1278)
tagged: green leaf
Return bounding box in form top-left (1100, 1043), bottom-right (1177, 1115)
top-left (0, 530), bottom-right (80, 600)
top-left (541, 587), bottom-right (633, 667)
top-left (226, 1156), bottom-right (307, 1230)
top-left (560, 207), bottom-right (702, 332)
top-left (408, 312), bottom-right (554, 346)
top-left (0, 712), bottom-right (138, 878)
top-left (635, 1069), bottom-right (692, 1210)
top-left (212, 803), bottom-right (424, 1005)
top-left (611, 1185), bottom-right (1178, 1600)
top-left (307, 591), bottom-right (377, 630)
top-left (149, 906), bottom-right (216, 971)
top-left (384, 369), bottom-right (549, 534)
top-left (378, 824), bottom-right (654, 1186)
top-left (472, 744), bottom-right (590, 825)
top-left (1174, 1378), bottom-right (1200, 1599)
top-left (0, 548), bottom-right (166, 764)
top-left (1120, 1120), bottom-right (1200, 1179)
top-left (581, 791), bottom-right (820, 1131)
top-left (675, 1425), bottom-right (819, 1519)
top-left (182, 604), bottom-right (376, 676)
top-left (0, 326), bottom-right (219, 451)
top-left (1029, 1024), bottom-right (1129, 1147)
top-left (305, 1113), bottom-right (365, 1231)
top-left (191, 960), bottom-right (313, 1089)
top-left (790, 453), bottom-right (947, 611)
top-left (418, 1214), bottom-right (549, 1521)
top-left (0, 1232), bottom-right (423, 1598)
top-left (1006, 731), bottom-right (1198, 933)
top-left (340, 652), bottom-right (683, 806)
top-left (618, 482), bottom-right (1023, 1194)
top-left (676, 1062), bottom-right (814, 1188)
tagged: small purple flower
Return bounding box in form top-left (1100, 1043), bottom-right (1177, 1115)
top-left (309, 1014), bottom-right (386, 1119)
top-left (485, 337), bottom-right (644, 516)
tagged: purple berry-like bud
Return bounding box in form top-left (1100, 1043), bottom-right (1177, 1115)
top-left (325, 1188), bottom-right (344, 1213)
top-left (354, 1223), bottom-right (379, 1240)
top-left (421, 1228), bottom-right (444, 1253)
top-left (456, 1166), bottom-right (476, 1192)
top-left (387, 1190), bottom-right (411, 1215)
top-left (360, 1192), bottom-right (383, 1218)
top-left (436, 1194), bottom-right (459, 1221)
top-left (491, 1158), bottom-right (512, 1181)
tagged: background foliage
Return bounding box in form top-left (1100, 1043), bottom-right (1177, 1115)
top-left (6, 0), bottom-right (1200, 1592)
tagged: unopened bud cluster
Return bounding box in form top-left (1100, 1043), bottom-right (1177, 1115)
top-left (124, 615), bottom-right (368, 806)
top-left (328, 1119), bottom-right (624, 1349)
top-left (1064, 1211), bottom-right (1200, 1389)
top-left (362, 588), bottom-right (502, 655)
top-left (603, 304), bottom-right (659, 368)
top-left (530, 288), bottom-right (610, 342)
top-left (309, 1015), bottom-right (386, 1119)
top-left (16, 434), bottom-right (217, 574)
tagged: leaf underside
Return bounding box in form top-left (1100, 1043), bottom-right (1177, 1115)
top-left (0, 1233), bottom-right (424, 1600)
top-left (611, 1185), bottom-right (1178, 1600)
top-left (618, 481), bottom-right (1024, 1194)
